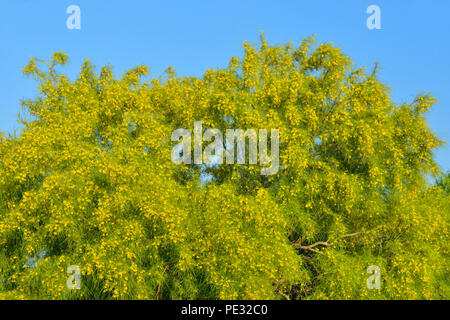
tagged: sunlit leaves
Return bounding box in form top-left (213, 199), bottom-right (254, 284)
top-left (0, 35), bottom-right (448, 299)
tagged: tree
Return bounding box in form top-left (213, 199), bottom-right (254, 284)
top-left (437, 172), bottom-right (450, 194)
top-left (0, 35), bottom-right (448, 299)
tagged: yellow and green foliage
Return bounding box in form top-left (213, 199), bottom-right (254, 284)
top-left (0, 35), bottom-right (448, 299)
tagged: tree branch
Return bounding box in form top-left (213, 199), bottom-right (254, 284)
top-left (294, 232), bottom-right (364, 252)
top-left (155, 266), bottom-right (169, 300)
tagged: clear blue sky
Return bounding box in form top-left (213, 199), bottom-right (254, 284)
top-left (1, 0), bottom-right (449, 172)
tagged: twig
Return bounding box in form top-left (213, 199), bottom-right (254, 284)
top-left (279, 291), bottom-right (291, 300)
top-left (294, 232), bottom-right (364, 252)
top-left (155, 266), bottom-right (169, 300)
top-left (294, 241), bottom-right (329, 251)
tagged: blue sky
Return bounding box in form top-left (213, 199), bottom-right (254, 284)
top-left (1, 0), bottom-right (449, 172)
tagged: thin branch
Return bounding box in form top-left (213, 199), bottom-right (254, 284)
top-left (279, 291), bottom-right (291, 300)
top-left (155, 266), bottom-right (169, 300)
top-left (294, 232), bottom-right (364, 252)
top-left (339, 232), bottom-right (363, 239)
top-left (294, 241), bottom-right (329, 251)
top-left (274, 279), bottom-right (291, 300)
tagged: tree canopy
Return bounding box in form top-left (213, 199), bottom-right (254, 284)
top-left (0, 35), bottom-right (448, 299)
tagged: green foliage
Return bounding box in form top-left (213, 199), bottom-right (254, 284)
top-left (0, 35), bottom-right (448, 299)
top-left (437, 173), bottom-right (450, 194)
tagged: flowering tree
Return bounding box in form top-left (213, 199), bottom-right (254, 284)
top-left (0, 36), bottom-right (448, 299)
